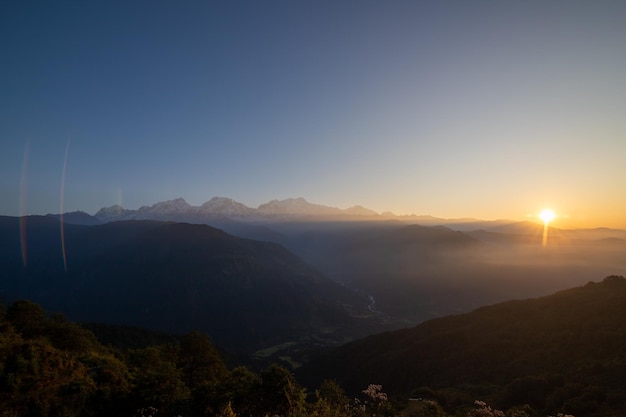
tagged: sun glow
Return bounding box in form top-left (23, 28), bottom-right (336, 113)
top-left (539, 209), bottom-right (556, 225)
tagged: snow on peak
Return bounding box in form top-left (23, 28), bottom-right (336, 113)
top-left (199, 197), bottom-right (254, 216)
top-left (95, 204), bottom-right (127, 217)
top-left (93, 196), bottom-right (381, 222)
top-left (257, 197), bottom-right (343, 216)
top-left (138, 198), bottom-right (191, 214)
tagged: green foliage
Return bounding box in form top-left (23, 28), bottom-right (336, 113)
top-left (0, 299), bottom-right (262, 417)
top-left (5, 300), bottom-right (46, 338)
top-left (214, 366), bottom-right (263, 417)
top-left (179, 331), bottom-right (228, 391)
top-left (260, 364), bottom-right (307, 417)
top-left (129, 345), bottom-right (191, 414)
top-left (0, 336), bottom-right (95, 417)
top-left (80, 351), bottom-right (131, 415)
top-left (4, 284), bottom-right (626, 417)
top-left (309, 379), bottom-right (351, 417)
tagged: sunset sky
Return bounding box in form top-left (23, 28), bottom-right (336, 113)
top-left (2, 1), bottom-right (625, 228)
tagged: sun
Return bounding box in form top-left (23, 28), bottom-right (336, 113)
top-left (539, 209), bottom-right (556, 225)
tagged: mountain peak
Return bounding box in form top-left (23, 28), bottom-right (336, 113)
top-left (344, 205), bottom-right (378, 216)
top-left (138, 198), bottom-right (191, 214)
top-left (94, 204), bottom-right (132, 220)
top-left (93, 196), bottom-right (384, 223)
top-left (199, 197), bottom-right (254, 216)
top-left (257, 198), bottom-right (343, 216)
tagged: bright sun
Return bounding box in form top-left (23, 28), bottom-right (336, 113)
top-left (539, 209), bottom-right (556, 224)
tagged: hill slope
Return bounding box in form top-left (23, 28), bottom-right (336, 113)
top-left (0, 216), bottom-right (379, 353)
top-left (298, 276), bottom-right (626, 415)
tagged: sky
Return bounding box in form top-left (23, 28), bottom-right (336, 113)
top-left (2, 1), bottom-right (626, 229)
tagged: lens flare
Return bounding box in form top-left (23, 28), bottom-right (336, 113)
top-left (539, 209), bottom-right (556, 247)
top-left (19, 139), bottom-right (30, 268)
top-left (60, 139), bottom-right (70, 271)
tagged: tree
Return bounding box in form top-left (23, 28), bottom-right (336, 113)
top-left (260, 364), bottom-right (306, 417)
top-left (80, 351), bottom-right (131, 416)
top-left (310, 379), bottom-right (352, 417)
top-left (0, 337), bottom-right (95, 417)
top-left (178, 331), bottom-right (228, 391)
top-left (216, 366), bottom-right (262, 417)
top-left (5, 300), bottom-right (45, 338)
top-left (129, 345), bottom-right (190, 414)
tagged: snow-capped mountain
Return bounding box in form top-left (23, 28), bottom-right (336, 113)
top-left (62, 197), bottom-right (521, 233)
top-left (137, 197), bottom-right (192, 215)
top-left (198, 197), bottom-right (255, 217)
top-left (94, 204), bottom-right (136, 222)
top-left (257, 197), bottom-right (344, 217)
top-left (93, 197), bottom-right (382, 224)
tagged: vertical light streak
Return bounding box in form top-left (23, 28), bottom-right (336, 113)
top-left (60, 139), bottom-right (70, 271)
top-left (539, 209), bottom-right (555, 248)
top-left (19, 139), bottom-right (30, 268)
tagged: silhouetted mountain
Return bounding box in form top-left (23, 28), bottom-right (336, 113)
top-left (298, 275), bottom-right (626, 416)
top-left (47, 211), bottom-right (103, 226)
top-left (0, 216), bottom-right (380, 353)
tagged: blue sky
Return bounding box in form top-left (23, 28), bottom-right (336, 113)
top-left (2, 1), bottom-right (626, 227)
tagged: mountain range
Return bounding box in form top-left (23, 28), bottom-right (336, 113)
top-left (3, 196), bottom-right (626, 416)
top-left (92, 197), bottom-right (380, 223)
top-left (14, 196), bottom-right (626, 339)
top-left (6, 196), bottom-right (626, 365)
top-left (47, 196), bottom-right (513, 229)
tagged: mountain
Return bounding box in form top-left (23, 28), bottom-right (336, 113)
top-left (257, 197), bottom-right (344, 217)
top-left (94, 204), bottom-right (135, 221)
top-left (344, 205), bottom-right (379, 216)
top-left (93, 197), bottom-right (382, 223)
top-left (47, 211), bottom-right (103, 226)
top-left (92, 196), bottom-right (501, 225)
top-left (137, 197), bottom-right (192, 215)
top-left (37, 198), bottom-right (626, 343)
top-left (298, 275), bottom-right (626, 416)
top-left (198, 196), bottom-right (256, 217)
top-left (0, 216), bottom-right (383, 354)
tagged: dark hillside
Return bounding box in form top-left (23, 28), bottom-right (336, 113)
top-left (0, 217), bottom-right (379, 354)
top-left (298, 275), bottom-right (626, 416)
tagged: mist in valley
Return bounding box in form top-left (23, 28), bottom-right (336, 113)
top-left (265, 219), bottom-right (626, 325)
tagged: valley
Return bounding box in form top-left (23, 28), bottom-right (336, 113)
top-left (1, 199), bottom-right (626, 416)
top-left (2, 197), bottom-right (625, 360)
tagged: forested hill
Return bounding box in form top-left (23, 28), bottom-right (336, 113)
top-left (0, 216), bottom-right (378, 353)
top-left (0, 299), bottom-right (305, 417)
top-left (298, 275), bottom-right (626, 416)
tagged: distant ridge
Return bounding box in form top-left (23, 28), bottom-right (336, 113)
top-left (94, 196), bottom-right (384, 222)
top-left (89, 196), bottom-right (517, 228)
